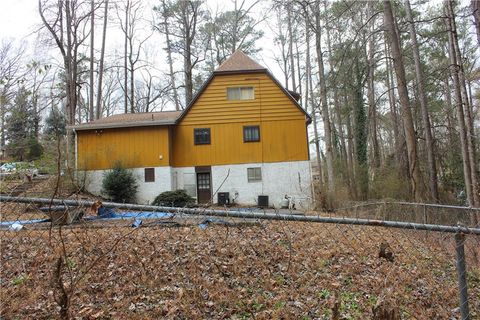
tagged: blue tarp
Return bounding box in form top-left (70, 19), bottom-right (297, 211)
top-left (0, 218), bottom-right (51, 226)
top-left (84, 207), bottom-right (173, 220)
top-left (1, 207), bottom-right (173, 228)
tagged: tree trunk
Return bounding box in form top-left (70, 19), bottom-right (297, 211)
top-left (325, 2), bottom-right (347, 166)
top-left (162, 0), bottom-right (180, 110)
top-left (314, 0), bottom-right (335, 191)
top-left (287, 3), bottom-right (296, 91)
top-left (295, 39), bottom-right (302, 100)
top-left (472, 0), bottom-right (480, 45)
top-left (367, 1), bottom-right (380, 170)
top-left (405, 0), bottom-right (439, 202)
top-left (89, 0), bottom-right (95, 121)
top-left (354, 58), bottom-right (368, 200)
top-left (129, 42), bottom-right (135, 113)
top-left (345, 95), bottom-right (357, 199)
top-left (384, 0), bottom-right (422, 201)
top-left (446, 0), bottom-right (479, 207)
top-left (124, 0), bottom-right (129, 113)
top-left (306, 22), bottom-right (323, 189)
top-left (96, 0), bottom-right (108, 119)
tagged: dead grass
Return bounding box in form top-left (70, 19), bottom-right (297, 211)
top-left (1, 218), bottom-right (479, 319)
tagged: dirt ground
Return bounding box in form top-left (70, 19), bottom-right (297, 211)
top-left (1, 216), bottom-right (479, 319)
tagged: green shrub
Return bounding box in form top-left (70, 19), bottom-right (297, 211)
top-left (102, 166), bottom-right (138, 203)
top-left (152, 190), bottom-right (194, 207)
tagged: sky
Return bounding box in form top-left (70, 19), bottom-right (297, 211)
top-left (0, 0), bottom-right (284, 83)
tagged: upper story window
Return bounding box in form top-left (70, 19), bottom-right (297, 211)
top-left (227, 87), bottom-right (254, 100)
top-left (194, 128), bottom-right (211, 145)
top-left (243, 125), bottom-right (260, 142)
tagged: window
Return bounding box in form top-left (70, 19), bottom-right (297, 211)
top-left (197, 173), bottom-right (211, 190)
top-left (227, 87), bottom-right (254, 100)
top-left (145, 168), bottom-right (155, 182)
top-left (243, 125), bottom-right (260, 142)
top-left (194, 128), bottom-right (211, 145)
top-left (247, 167), bottom-right (262, 182)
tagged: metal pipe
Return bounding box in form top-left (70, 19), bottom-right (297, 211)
top-left (335, 201), bottom-right (480, 212)
top-left (455, 233), bottom-right (470, 320)
top-left (2, 195), bottom-right (480, 235)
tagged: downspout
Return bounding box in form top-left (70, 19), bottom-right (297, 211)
top-left (309, 160), bottom-right (315, 210)
top-left (73, 128), bottom-right (78, 172)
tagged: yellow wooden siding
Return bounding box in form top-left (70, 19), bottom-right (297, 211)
top-left (172, 72), bottom-right (309, 166)
top-left (77, 126), bottom-right (170, 170)
top-left (180, 73), bottom-right (306, 126)
top-left (172, 119), bottom-right (309, 167)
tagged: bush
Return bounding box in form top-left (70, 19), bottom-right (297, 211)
top-left (27, 138), bottom-right (44, 160)
top-left (152, 190), bottom-right (194, 207)
top-left (102, 166), bottom-right (138, 203)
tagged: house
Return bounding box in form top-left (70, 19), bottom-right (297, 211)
top-left (73, 51), bottom-right (313, 209)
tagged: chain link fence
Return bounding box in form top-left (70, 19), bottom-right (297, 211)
top-left (1, 176), bottom-right (479, 319)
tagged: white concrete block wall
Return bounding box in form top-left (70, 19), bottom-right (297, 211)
top-left (211, 161), bottom-right (313, 210)
top-left (80, 161), bottom-right (313, 209)
top-left (171, 167), bottom-right (197, 198)
top-left (80, 166), bottom-right (173, 204)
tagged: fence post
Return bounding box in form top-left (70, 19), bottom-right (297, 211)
top-left (423, 204), bottom-right (427, 224)
top-left (455, 232), bottom-right (470, 320)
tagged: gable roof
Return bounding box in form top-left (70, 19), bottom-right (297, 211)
top-left (72, 111), bottom-right (181, 131)
top-left (73, 51), bottom-right (311, 131)
top-left (178, 51), bottom-right (311, 124)
top-left (215, 50), bottom-right (267, 73)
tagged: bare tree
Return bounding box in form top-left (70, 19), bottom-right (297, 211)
top-left (95, 0), bottom-right (108, 119)
top-left (39, 0), bottom-right (99, 167)
top-left (89, 0), bottom-right (95, 121)
top-left (314, 0), bottom-right (335, 192)
top-left (155, 0), bottom-right (181, 110)
top-left (270, 7), bottom-right (290, 89)
top-left (154, 0), bottom-right (206, 105)
top-left (0, 40), bottom-right (25, 149)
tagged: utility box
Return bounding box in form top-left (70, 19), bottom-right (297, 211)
top-left (218, 192), bottom-right (230, 205)
top-left (258, 195), bottom-right (269, 208)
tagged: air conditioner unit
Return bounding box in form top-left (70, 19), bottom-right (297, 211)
top-left (258, 195), bottom-right (269, 208)
top-left (218, 192), bottom-right (230, 205)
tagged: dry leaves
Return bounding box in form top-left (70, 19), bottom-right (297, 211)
top-left (1, 217), bottom-right (479, 319)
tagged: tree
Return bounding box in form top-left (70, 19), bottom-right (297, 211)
top-left (38, 0), bottom-right (97, 126)
top-left (89, 0), bottom-right (95, 121)
top-left (155, 0), bottom-right (181, 110)
top-left (313, 0), bottom-right (335, 192)
top-left (203, 0), bottom-right (264, 67)
top-left (102, 166), bottom-right (138, 203)
top-left (5, 87), bottom-right (43, 161)
top-left (384, 0), bottom-right (423, 201)
top-left (39, 0), bottom-right (100, 168)
top-left (154, 0), bottom-right (208, 105)
top-left (445, 0), bottom-right (479, 207)
top-left (0, 40), bottom-right (25, 149)
top-left (95, 0), bottom-right (109, 119)
top-left (45, 106), bottom-right (67, 138)
top-left (405, 0), bottom-right (439, 202)
top-left (117, 0), bottom-right (151, 113)
top-left (472, 0), bottom-right (480, 45)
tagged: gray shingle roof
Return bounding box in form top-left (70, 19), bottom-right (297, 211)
top-left (72, 111), bottom-right (182, 130)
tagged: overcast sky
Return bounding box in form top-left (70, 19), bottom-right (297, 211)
top-left (0, 0), bottom-right (285, 82)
